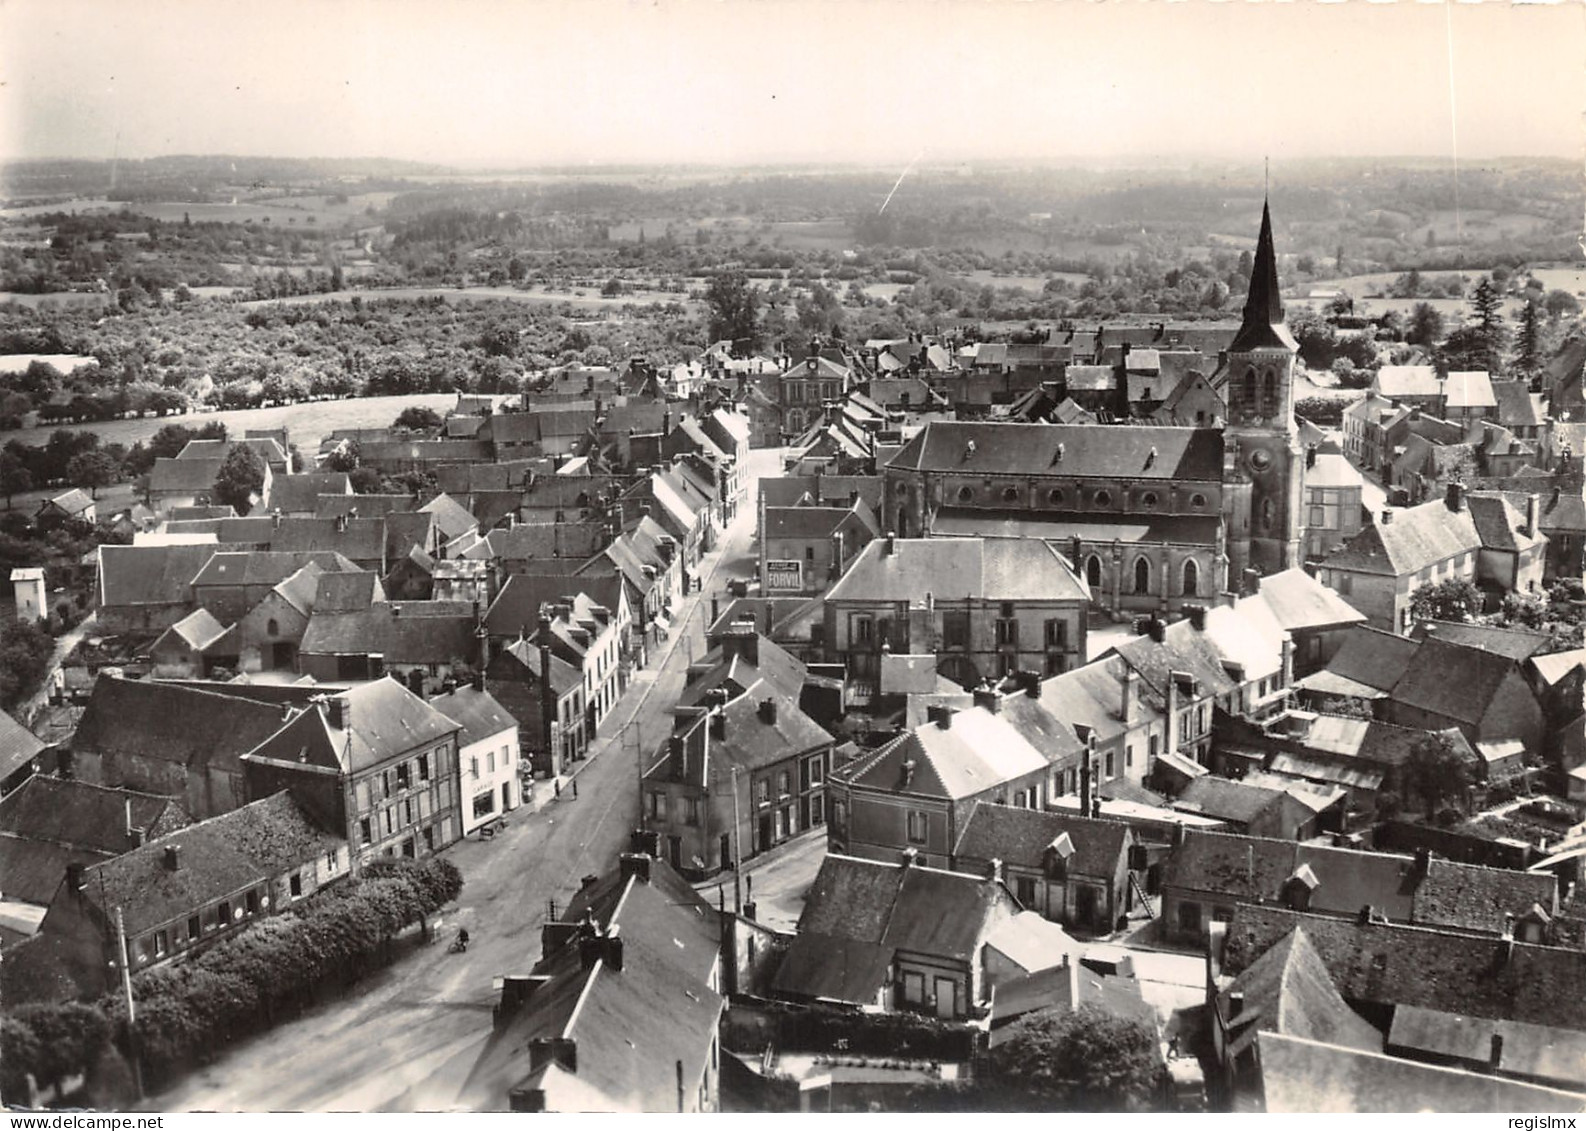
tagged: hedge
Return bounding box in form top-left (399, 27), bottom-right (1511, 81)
top-left (5, 856), bottom-right (463, 1094)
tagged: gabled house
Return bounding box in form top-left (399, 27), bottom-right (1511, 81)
top-left (96, 543), bottom-right (240, 634)
top-left (36, 488), bottom-right (95, 526)
top-left (642, 675), bottom-right (833, 876)
top-left (240, 677), bottom-right (464, 864)
top-left (458, 853), bottom-right (725, 1112)
top-left (431, 679), bottom-right (520, 835)
top-left (298, 601), bottom-right (482, 685)
top-left (1164, 829), bottom-right (1558, 945)
top-left (265, 472), bottom-right (352, 516)
top-left (486, 637), bottom-right (585, 777)
top-left (33, 791), bottom-right (346, 999)
top-left (1170, 774), bottom-right (1339, 841)
top-left (770, 853), bottom-right (1018, 1019)
top-left (190, 550), bottom-right (360, 622)
top-left (1316, 483), bottom-right (1546, 633)
top-left (67, 677), bottom-right (295, 819)
top-left (149, 607), bottom-right (234, 678)
top-left (827, 703), bottom-right (1052, 869)
top-left (951, 803), bottom-right (1138, 935)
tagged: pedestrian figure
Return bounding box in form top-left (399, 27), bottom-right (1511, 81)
top-left (572, 778), bottom-right (579, 799)
top-left (554, 779), bottom-right (561, 798)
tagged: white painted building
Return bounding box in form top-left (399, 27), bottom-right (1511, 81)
top-left (431, 679), bottom-right (521, 835)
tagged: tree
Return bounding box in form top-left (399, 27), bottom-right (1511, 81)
top-left (65, 450), bottom-right (119, 499)
top-left (391, 406), bottom-right (442, 433)
top-left (1408, 577), bottom-right (1483, 624)
top-left (1516, 298), bottom-right (1542, 380)
top-left (1406, 302), bottom-right (1444, 348)
top-left (211, 444), bottom-right (267, 516)
top-left (990, 1004), bottom-right (1163, 1111)
top-left (704, 269), bottom-right (760, 351)
top-left (322, 439), bottom-right (360, 473)
top-left (1545, 289), bottom-right (1581, 319)
top-left (1403, 731), bottom-right (1473, 817)
top-left (348, 467), bottom-right (383, 494)
top-left (0, 450), bottom-right (32, 509)
top-left (1470, 276), bottom-right (1508, 373)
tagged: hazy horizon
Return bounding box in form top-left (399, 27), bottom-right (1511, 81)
top-left (3, 0), bottom-right (1582, 169)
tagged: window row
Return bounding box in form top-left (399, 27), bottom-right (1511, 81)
top-left (949, 484), bottom-right (1210, 511)
top-left (1085, 555), bottom-right (1201, 597)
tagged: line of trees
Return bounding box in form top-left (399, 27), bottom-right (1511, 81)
top-left (1, 856), bottom-right (463, 1101)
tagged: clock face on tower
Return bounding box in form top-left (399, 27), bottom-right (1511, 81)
top-left (1248, 448), bottom-right (1274, 474)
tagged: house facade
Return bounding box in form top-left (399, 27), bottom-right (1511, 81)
top-left (431, 680), bottom-right (521, 835)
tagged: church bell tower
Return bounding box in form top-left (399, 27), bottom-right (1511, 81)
top-left (1223, 199), bottom-right (1304, 577)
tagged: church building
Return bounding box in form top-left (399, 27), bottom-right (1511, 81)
top-left (880, 201), bottom-right (1305, 616)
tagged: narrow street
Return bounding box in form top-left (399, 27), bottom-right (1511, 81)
top-left (145, 449), bottom-right (781, 1113)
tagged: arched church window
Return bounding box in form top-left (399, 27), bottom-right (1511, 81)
top-left (1086, 554), bottom-right (1103, 589)
top-left (1261, 498), bottom-right (1276, 530)
top-left (1264, 370), bottom-right (1277, 416)
top-left (267, 618), bottom-right (279, 637)
top-left (1183, 559), bottom-right (1199, 597)
top-left (1133, 557), bottom-right (1151, 596)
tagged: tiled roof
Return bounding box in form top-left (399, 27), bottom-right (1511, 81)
top-left (1173, 776), bottom-right (1293, 826)
top-left (155, 607), bottom-right (231, 652)
top-left (150, 457), bottom-right (225, 493)
top-left (44, 488), bottom-right (94, 516)
top-left (300, 605), bottom-right (478, 666)
top-left (1490, 380), bottom-right (1546, 429)
top-left (418, 493), bottom-right (479, 541)
top-left (314, 493), bottom-right (418, 519)
top-left (885, 421), bottom-right (1223, 481)
top-left (82, 791), bottom-right (343, 937)
top-left (1322, 496), bottom-right (1487, 577)
top-left (0, 776), bottom-right (187, 857)
top-left (1388, 1005), bottom-right (1586, 1091)
top-left (953, 803), bottom-right (1130, 879)
top-left (73, 676), bottom-right (292, 778)
top-left (494, 638), bottom-right (582, 698)
top-left (1218, 927), bottom-right (1381, 1059)
top-left (1390, 638), bottom-right (1522, 727)
top-left (795, 853), bottom-right (1012, 962)
top-left (1444, 370), bottom-right (1497, 410)
top-left (651, 680), bottom-right (830, 785)
top-left (928, 507), bottom-right (1222, 547)
top-left (484, 573), bottom-right (624, 638)
top-left (191, 550), bottom-right (359, 589)
top-left (1409, 620), bottom-right (1552, 662)
top-left (1415, 856), bottom-right (1558, 934)
top-left (826, 536), bottom-right (1087, 604)
top-left (1223, 905), bottom-right (1586, 1028)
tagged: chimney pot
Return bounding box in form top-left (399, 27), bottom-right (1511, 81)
top-left (164, 845), bottom-right (181, 871)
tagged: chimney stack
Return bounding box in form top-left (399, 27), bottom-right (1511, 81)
top-left (973, 686), bottom-right (1001, 714)
top-left (1445, 480), bottom-right (1465, 513)
top-left (1241, 568), bottom-right (1261, 597)
top-left (1079, 757), bottom-right (1093, 816)
top-left (1527, 493), bottom-right (1540, 539)
top-left (884, 532), bottom-right (896, 556)
top-left (1186, 604), bottom-right (1206, 631)
top-left (164, 845), bottom-right (182, 871)
top-left (1121, 666), bottom-right (1138, 724)
top-left (1381, 508), bottom-right (1394, 526)
top-left (757, 698), bottom-right (778, 725)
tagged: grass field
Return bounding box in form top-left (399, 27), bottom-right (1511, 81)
top-left (6, 392), bottom-right (457, 457)
top-left (234, 284), bottom-right (703, 315)
top-left (0, 192), bottom-right (396, 230)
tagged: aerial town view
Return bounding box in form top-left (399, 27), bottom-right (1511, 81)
top-left (1, 0), bottom-right (1584, 1117)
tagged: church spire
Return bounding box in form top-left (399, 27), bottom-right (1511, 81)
top-left (1230, 197), bottom-right (1298, 353)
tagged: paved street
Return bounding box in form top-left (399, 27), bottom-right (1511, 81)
top-left (146, 449), bottom-right (783, 1113)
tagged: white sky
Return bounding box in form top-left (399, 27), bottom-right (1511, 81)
top-left (1, 0), bottom-right (1582, 167)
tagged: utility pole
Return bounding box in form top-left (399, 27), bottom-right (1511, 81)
top-left (633, 722), bottom-right (645, 832)
top-left (730, 765), bottom-right (743, 915)
top-left (114, 906), bottom-right (144, 1102)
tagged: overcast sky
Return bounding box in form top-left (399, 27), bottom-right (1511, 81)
top-left (2, 0), bottom-right (1581, 167)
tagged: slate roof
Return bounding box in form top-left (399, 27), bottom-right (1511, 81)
top-left (1491, 381), bottom-right (1547, 430)
top-left (154, 607), bottom-right (231, 652)
top-left (928, 507), bottom-right (1222, 547)
top-left (243, 677), bottom-right (460, 775)
top-left (150, 457), bottom-right (225, 493)
top-left (826, 536), bottom-right (1087, 605)
top-left (80, 791), bottom-right (343, 937)
top-left (1222, 905), bottom-right (1586, 1029)
top-left (1322, 497), bottom-right (1485, 577)
top-left (429, 684), bottom-right (518, 747)
top-left (770, 933), bottom-right (893, 1007)
top-left (988, 961), bottom-right (1154, 1041)
top-left (1258, 1031), bottom-right (1585, 1113)
top-left (1172, 776), bottom-right (1302, 827)
top-left (1444, 370), bottom-right (1497, 411)
top-left (44, 488), bottom-right (94, 516)
top-left (314, 493), bottom-right (418, 519)
top-left (1229, 201), bottom-right (1300, 353)
top-left (651, 680), bottom-right (831, 785)
top-left (98, 543), bottom-right (230, 608)
top-left (191, 550), bottom-right (359, 589)
top-left (1218, 927), bottom-right (1382, 1059)
top-left (886, 421), bottom-right (1223, 481)
top-left (301, 605), bottom-right (479, 665)
top-left (836, 706), bottom-right (1051, 802)
top-left (267, 473), bottom-right (351, 514)
top-left (0, 709), bottom-right (46, 781)
top-left (266, 518), bottom-right (388, 564)
top-left (1388, 1005), bottom-right (1586, 1091)
top-left (418, 493), bottom-right (479, 541)
top-left (953, 803), bottom-right (1130, 878)
top-left (1374, 364), bottom-right (1442, 400)
top-left (495, 638), bottom-right (582, 698)
top-left (484, 573), bottom-right (625, 638)
top-left (73, 676), bottom-right (292, 779)
top-left (1311, 626), bottom-right (1422, 692)
top-left (458, 859), bottom-right (724, 1113)
top-left (313, 569), bottom-right (383, 613)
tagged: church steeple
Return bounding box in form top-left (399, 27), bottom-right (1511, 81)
top-left (1230, 198), bottom-right (1298, 353)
